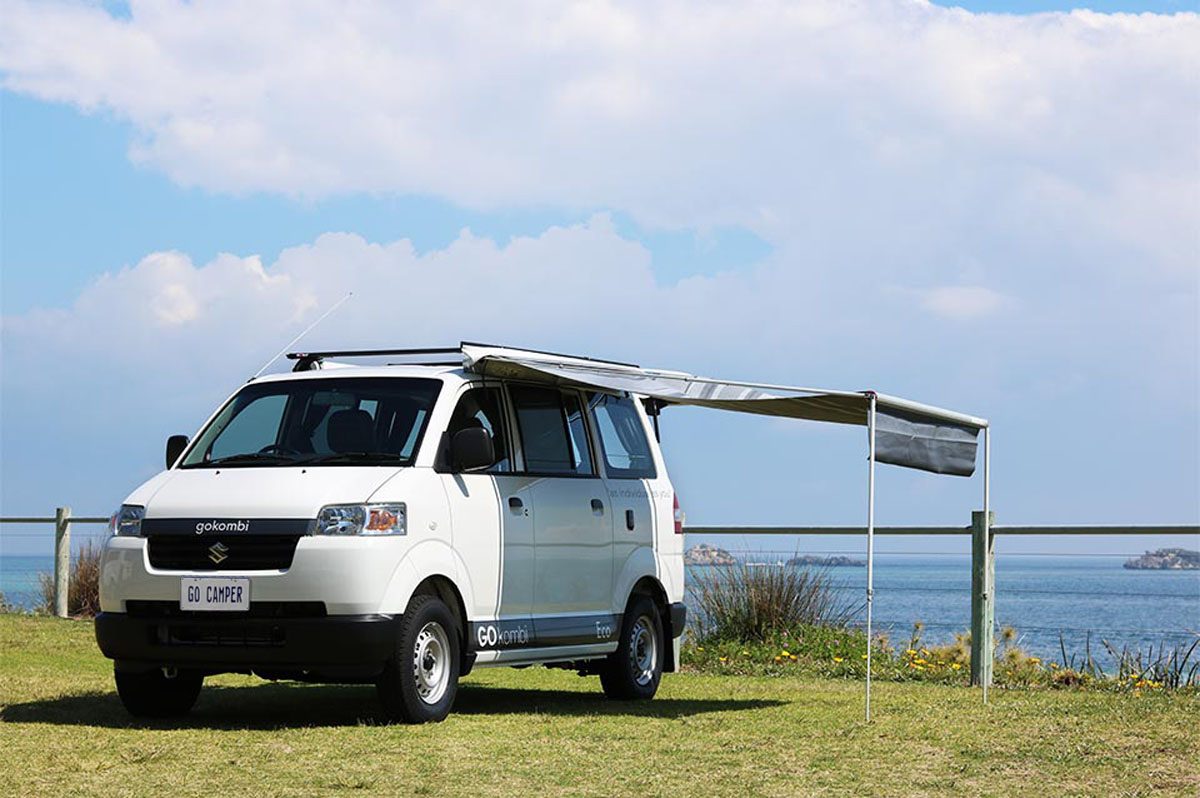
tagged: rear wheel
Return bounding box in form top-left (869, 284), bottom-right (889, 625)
top-left (600, 596), bottom-right (663, 700)
top-left (377, 594), bottom-right (460, 723)
top-left (114, 666), bottom-right (203, 718)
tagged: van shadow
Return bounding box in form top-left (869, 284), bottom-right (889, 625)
top-left (1, 682), bottom-right (784, 730)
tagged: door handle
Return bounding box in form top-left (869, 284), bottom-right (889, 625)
top-left (508, 496), bottom-right (526, 516)
top-left (625, 509), bottom-right (635, 531)
top-left (590, 499), bottom-right (605, 516)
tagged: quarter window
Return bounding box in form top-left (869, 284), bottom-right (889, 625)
top-left (588, 393), bottom-right (656, 479)
top-left (510, 385), bottom-right (594, 476)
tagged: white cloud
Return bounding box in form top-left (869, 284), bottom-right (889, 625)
top-left (920, 285), bottom-right (1010, 320)
top-left (0, 1), bottom-right (1196, 267)
top-left (2, 220), bottom-right (1196, 528)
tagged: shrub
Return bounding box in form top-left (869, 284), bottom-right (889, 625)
top-left (38, 540), bottom-right (102, 617)
top-left (689, 561), bottom-right (860, 643)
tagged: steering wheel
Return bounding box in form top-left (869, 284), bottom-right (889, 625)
top-left (258, 444), bottom-right (301, 455)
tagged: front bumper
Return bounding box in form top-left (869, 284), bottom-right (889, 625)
top-left (94, 609), bottom-right (398, 673)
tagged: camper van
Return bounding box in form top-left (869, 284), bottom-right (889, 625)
top-left (96, 344), bottom-right (686, 723)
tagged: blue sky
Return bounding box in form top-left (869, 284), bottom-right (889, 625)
top-left (1, 0), bottom-right (1197, 558)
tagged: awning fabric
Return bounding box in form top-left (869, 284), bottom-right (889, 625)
top-left (461, 345), bottom-right (985, 477)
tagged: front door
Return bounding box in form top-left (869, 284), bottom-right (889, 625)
top-left (441, 386), bottom-right (534, 625)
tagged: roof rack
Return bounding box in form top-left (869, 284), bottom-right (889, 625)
top-left (285, 342), bottom-right (639, 372)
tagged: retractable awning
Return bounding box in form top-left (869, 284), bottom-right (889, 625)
top-left (461, 344), bottom-right (986, 477)
top-left (461, 343), bottom-right (992, 721)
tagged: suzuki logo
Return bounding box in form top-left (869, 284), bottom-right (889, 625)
top-left (208, 542), bottom-right (229, 565)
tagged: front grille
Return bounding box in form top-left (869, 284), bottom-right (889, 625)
top-left (126, 600), bottom-right (326, 619)
top-left (147, 535), bottom-right (301, 571)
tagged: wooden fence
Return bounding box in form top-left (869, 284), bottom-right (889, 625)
top-left (1, 508), bottom-right (1196, 688)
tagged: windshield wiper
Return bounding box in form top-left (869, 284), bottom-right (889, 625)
top-left (298, 452), bottom-right (402, 465)
top-left (204, 452), bottom-right (297, 466)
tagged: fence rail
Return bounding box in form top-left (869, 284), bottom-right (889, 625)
top-left (3, 509), bottom-right (1197, 687)
top-left (1, 509), bottom-right (109, 618)
top-left (686, 525), bottom-right (1198, 535)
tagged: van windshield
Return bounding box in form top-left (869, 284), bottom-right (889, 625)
top-left (179, 378), bottom-right (442, 468)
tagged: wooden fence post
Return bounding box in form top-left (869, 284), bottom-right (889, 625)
top-left (54, 506), bottom-right (71, 618)
top-left (970, 509), bottom-right (995, 689)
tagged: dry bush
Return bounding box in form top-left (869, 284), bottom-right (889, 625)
top-left (690, 562), bottom-right (860, 642)
top-left (38, 540), bottom-right (102, 617)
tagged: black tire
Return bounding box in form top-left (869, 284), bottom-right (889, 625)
top-left (114, 666), bottom-right (203, 718)
top-left (600, 595), bottom-right (664, 700)
top-left (377, 594), bottom-right (461, 723)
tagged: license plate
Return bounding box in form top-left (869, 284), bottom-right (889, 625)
top-left (180, 577), bottom-right (250, 611)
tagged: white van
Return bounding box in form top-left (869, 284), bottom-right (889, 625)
top-left (96, 344), bottom-right (686, 723)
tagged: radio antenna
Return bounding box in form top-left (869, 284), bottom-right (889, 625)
top-left (250, 292), bottom-right (353, 380)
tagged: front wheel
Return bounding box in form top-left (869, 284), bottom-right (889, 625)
top-left (114, 666), bottom-right (203, 717)
top-left (377, 594), bottom-right (460, 723)
top-left (600, 596), bottom-right (663, 700)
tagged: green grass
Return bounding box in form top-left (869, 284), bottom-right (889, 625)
top-left (1, 615), bottom-right (1197, 797)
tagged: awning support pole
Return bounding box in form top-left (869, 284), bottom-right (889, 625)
top-left (970, 426), bottom-right (994, 700)
top-left (865, 393), bottom-right (877, 722)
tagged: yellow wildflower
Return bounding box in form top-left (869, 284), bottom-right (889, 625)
top-left (697, 647), bottom-right (704, 652)
top-left (833, 657), bottom-right (844, 663)
top-left (905, 649), bottom-right (917, 655)
top-left (781, 650), bottom-right (791, 657)
top-left (790, 655), bottom-right (797, 661)
top-left (719, 657), bottom-right (728, 662)
top-left (1029, 658), bottom-right (1041, 664)
top-left (951, 663), bottom-right (962, 670)
top-left (774, 656), bottom-right (782, 662)
top-left (861, 654), bottom-right (868, 659)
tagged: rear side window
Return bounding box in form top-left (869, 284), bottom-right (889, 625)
top-left (588, 393), bottom-right (657, 479)
top-left (510, 385), bottom-right (594, 476)
top-left (447, 387), bottom-right (511, 473)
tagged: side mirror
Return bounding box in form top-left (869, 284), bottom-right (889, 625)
top-left (450, 427), bottom-right (495, 472)
top-left (166, 435), bottom-right (189, 469)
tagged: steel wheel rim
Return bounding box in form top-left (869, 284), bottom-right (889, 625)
top-left (629, 615), bottom-right (658, 686)
top-left (412, 621), bottom-right (451, 705)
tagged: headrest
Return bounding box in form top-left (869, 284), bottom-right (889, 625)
top-left (327, 409), bottom-right (376, 453)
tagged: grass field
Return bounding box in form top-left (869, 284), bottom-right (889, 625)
top-left (1, 615), bottom-right (1197, 797)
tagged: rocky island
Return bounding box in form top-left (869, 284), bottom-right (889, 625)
top-left (1123, 548), bottom-right (1199, 570)
top-left (684, 543), bottom-right (737, 567)
top-left (787, 554), bottom-right (865, 567)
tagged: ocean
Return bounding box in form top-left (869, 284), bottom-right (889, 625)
top-left (3, 551), bottom-right (1196, 665)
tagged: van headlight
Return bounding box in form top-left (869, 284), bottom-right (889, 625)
top-left (313, 503), bottom-right (406, 536)
top-left (109, 505), bottom-right (145, 537)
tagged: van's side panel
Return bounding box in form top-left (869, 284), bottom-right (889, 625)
top-left (643, 405), bottom-right (683, 605)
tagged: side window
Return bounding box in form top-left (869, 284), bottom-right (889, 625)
top-left (588, 393), bottom-right (657, 479)
top-left (447, 387), bottom-right (510, 472)
top-left (510, 385), bottom-right (594, 476)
